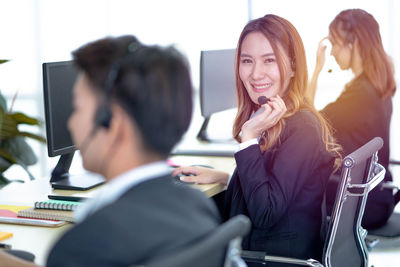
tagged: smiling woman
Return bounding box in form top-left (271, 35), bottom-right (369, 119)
top-left (173, 14), bottom-right (342, 265)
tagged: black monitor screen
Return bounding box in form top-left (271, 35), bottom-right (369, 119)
top-left (199, 49), bottom-right (237, 117)
top-left (43, 60), bottom-right (78, 157)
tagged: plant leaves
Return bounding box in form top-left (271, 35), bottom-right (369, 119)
top-left (0, 148), bottom-right (17, 164)
top-left (0, 111), bottom-right (45, 142)
top-left (18, 132), bottom-right (46, 143)
top-left (10, 112), bottom-right (41, 125)
top-left (0, 112), bottom-right (18, 138)
top-left (0, 92), bottom-right (7, 111)
top-left (1, 137), bottom-right (37, 166)
top-left (0, 63), bottom-right (41, 181)
top-left (0, 156), bottom-right (12, 172)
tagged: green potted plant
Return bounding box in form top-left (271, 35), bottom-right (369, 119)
top-left (0, 59), bottom-right (46, 185)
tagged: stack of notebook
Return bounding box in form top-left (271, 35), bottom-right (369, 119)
top-left (17, 200), bottom-right (80, 223)
top-left (0, 204), bottom-right (66, 227)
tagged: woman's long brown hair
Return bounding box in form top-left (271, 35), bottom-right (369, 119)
top-left (329, 9), bottom-right (396, 98)
top-left (232, 14), bottom-right (341, 168)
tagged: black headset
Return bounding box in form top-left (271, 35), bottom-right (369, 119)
top-left (93, 63), bottom-right (120, 129)
top-left (93, 41), bottom-right (142, 129)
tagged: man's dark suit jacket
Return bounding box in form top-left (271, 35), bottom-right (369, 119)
top-left (46, 175), bottom-right (221, 266)
top-left (223, 110), bottom-right (335, 266)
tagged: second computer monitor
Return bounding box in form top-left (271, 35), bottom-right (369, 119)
top-left (199, 48), bottom-right (237, 118)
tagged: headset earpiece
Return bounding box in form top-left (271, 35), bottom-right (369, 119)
top-left (94, 106), bottom-right (112, 129)
top-left (93, 61), bottom-right (119, 130)
top-left (93, 39), bottom-right (140, 130)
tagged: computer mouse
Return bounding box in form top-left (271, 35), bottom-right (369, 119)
top-left (174, 173), bottom-right (196, 184)
top-left (4, 249), bottom-right (35, 262)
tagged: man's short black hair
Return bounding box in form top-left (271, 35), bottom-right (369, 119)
top-left (72, 35), bottom-right (193, 157)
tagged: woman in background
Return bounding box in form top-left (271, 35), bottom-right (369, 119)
top-left (174, 14), bottom-right (341, 265)
top-left (308, 8), bottom-right (397, 229)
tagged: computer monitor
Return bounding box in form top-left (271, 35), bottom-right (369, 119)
top-left (43, 60), bottom-right (105, 190)
top-left (197, 49), bottom-right (237, 141)
top-left (43, 61), bottom-right (76, 157)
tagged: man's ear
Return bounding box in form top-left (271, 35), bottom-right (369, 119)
top-left (107, 105), bottom-right (125, 142)
top-left (109, 104), bottom-right (142, 149)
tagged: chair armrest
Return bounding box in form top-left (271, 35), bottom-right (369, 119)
top-left (241, 250), bottom-right (323, 267)
top-left (347, 164), bottom-right (385, 196)
top-left (241, 250), bottom-right (266, 263)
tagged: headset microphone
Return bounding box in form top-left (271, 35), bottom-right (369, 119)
top-left (78, 125), bottom-right (100, 156)
top-left (250, 96), bottom-right (269, 119)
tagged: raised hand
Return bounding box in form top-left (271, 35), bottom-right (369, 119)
top-left (315, 37), bottom-right (329, 74)
top-left (241, 95), bottom-right (287, 142)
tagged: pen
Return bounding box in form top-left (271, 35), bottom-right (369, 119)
top-left (0, 243), bottom-right (12, 249)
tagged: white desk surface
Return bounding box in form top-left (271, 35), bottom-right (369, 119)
top-left (0, 155), bottom-right (235, 266)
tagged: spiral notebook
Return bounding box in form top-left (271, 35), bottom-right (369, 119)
top-left (0, 205), bottom-right (67, 227)
top-left (18, 208), bottom-right (75, 223)
top-left (34, 200), bottom-right (81, 211)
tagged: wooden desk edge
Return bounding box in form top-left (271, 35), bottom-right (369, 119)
top-left (194, 183), bottom-right (226, 198)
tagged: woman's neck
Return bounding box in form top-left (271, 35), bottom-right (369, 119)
top-left (351, 43), bottom-right (363, 77)
top-left (352, 61), bottom-right (363, 77)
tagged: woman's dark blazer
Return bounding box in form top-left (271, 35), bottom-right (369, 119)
top-left (223, 110), bottom-right (335, 265)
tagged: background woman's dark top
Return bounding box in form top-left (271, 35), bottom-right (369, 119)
top-left (322, 73), bottom-right (394, 229)
top-left (223, 110), bottom-right (335, 265)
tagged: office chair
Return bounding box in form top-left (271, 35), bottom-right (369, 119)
top-left (241, 137), bottom-right (386, 267)
top-left (144, 214), bottom-right (251, 267)
top-left (365, 159), bottom-right (400, 249)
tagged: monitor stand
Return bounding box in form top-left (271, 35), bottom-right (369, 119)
top-left (197, 116), bottom-right (211, 142)
top-left (196, 116), bottom-right (236, 144)
top-left (50, 152), bottom-right (105, 191)
top-left (171, 115), bottom-right (237, 157)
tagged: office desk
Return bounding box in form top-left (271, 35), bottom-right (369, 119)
top-left (0, 155), bottom-right (235, 266)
